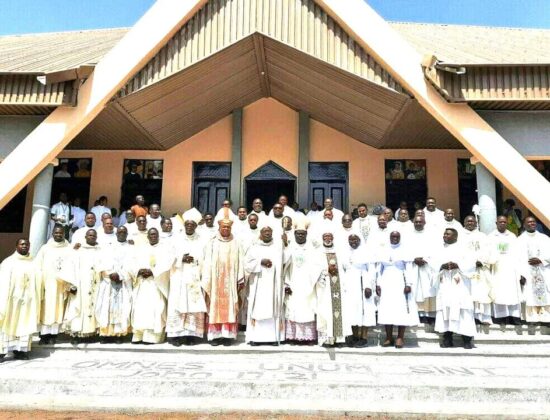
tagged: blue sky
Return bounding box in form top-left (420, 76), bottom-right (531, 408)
top-left (0, 0), bottom-right (549, 36)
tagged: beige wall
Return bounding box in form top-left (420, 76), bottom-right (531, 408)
top-left (242, 98), bottom-right (299, 177)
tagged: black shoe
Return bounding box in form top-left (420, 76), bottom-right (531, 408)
top-left (115, 337), bottom-right (125, 345)
top-left (463, 336), bottom-right (474, 349)
top-left (440, 332), bottom-right (453, 348)
top-left (210, 338), bottom-right (222, 346)
top-left (38, 334), bottom-right (50, 345)
top-left (222, 338), bottom-right (233, 346)
top-left (188, 337), bottom-right (200, 346)
top-left (354, 339), bottom-right (369, 348)
top-left (0, 354), bottom-right (5, 363)
top-left (168, 338), bottom-right (182, 347)
top-left (48, 335), bottom-right (58, 345)
top-left (248, 341), bottom-right (260, 346)
top-left (99, 337), bottom-right (109, 344)
top-left (13, 351), bottom-right (29, 360)
top-left (70, 337), bottom-right (80, 346)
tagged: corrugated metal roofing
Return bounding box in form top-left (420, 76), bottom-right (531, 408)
top-left (2, 22), bottom-right (550, 74)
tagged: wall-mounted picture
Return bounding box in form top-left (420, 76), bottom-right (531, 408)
top-left (458, 159), bottom-right (476, 179)
top-left (385, 159), bottom-right (426, 180)
top-left (122, 159), bottom-right (164, 182)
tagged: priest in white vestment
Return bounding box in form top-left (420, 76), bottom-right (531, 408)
top-left (432, 228), bottom-right (477, 349)
top-left (407, 216), bottom-right (437, 330)
top-left (341, 234), bottom-right (376, 348)
top-left (375, 231), bottom-right (419, 348)
top-left (517, 217), bottom-right (550, 324)
top-left (463, 216), bottom-right (493, 327)
top-left (166, 209), bottom-right (208, 346)
top-left (129, 215), bottom-right (150, 247)
top-left (71, 212), bottom-right (97, 247)
top-left (61, 229), bottom-right (103, 344)
top-left (197, 213), bottom-right (218, 241)
top-left (268, 195), bottom-right (295, 218)
top-left (202, 219), bottom-right (245, 345)
top-left (131, 228), bottom-right (173, 344)
top-left (487, 216), bottom-right (523, 328)
top-left (35, 225), bottom-right (73, 344)
top-left (96, 217), bottom-right (117, 249)
top-left (316, 231), bottom-right (353, 346)
top-left (95, 226), bottom-right (133, 343)
top-left (423, 197), bottom-right (445, 228)
top-left (146, 204), bottom-right (163, 231)
top-left (0, 239), bottom-right (40, 361)
top-left (250, 198), bottom-right (267, 227)
top-left (245, 226), bottom-right (288, 345)
top-left (335, 214), bottom-right (356, 249)
top-left (283, 216), bottom-right (322, 344)
top-left (352, 203), bottom-right (373, 244)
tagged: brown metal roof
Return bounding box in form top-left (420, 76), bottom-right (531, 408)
top-left (0, 74), bottom-right (75, 109)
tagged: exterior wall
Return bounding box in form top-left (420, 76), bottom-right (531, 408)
top-left (242, 99), bottom-right (299, 177)
top-left (0, 116), bottom-right (45, 159)
top-left (478, 111), bottom-right (550, 158)
top-left (60, 115), bottom-right (232, 215)
top-left (310, 120), bottom-right (471, 211)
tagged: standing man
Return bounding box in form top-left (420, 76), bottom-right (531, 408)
top-left (487, 216), bottom-right (523, 330)
top-left (284, 216), bottom-right (322, 344)
top-left (441, 209), bottom-right (464, 237)
top-left (62, 229), bottom-right (103, 345)
top-left (432, 228), bottom-right (477, 349)
top-left (352, 203), bottom-right (371, 243)
top-left (70, 198), bottom-right (86, 233)
top-left (91, 196), bottom-right (111, 228)
top-left (375, 232), bottom-right (418, 348)
top-left (97, 217), bottom-right (117, 248)
top-left (166, 209), bottom-right (208, 346)
top-left (51, 193), bottom-right (72, 239)
top-left (198, 213), bottom-right (217, 240)
top-left (202, 219), bottom-right (244, 346)
top-left (268, 195), bottom-right (295, 218)
top-left (95, 226), bottom-right (133, 343)
top-left (423, 197), bottom-right (444, 228)
top-left (517, 216), bottom-right (550, 325)
top-left (409, 216), bottom-right (437, 330)
top-left (233, 206), bottom-right (249, 237)
top-left (318, 198), bottom-right (344, 223)
top-left (0, 239), bottom-right (40, 361)
top-left (131, 228), bottom-right (173, 344)
top-left (463, 216), bottom-right (493, 328)
top-left (35, 225), bottom-right (73, 345)
top-left (250, 198), bottom-right (266, 226)
top-left (146, 204), bottom-right (163, 231)
top-left (245, 226), bottom-right (287, 345)
top-left (316, 231), bottom-right (351, 346)
top-left (131, 195), bottom-right (149, 218)
top-left (72, 212), bottom-right (97, 248)
top-left (306, 202), bottom-right (320, 220)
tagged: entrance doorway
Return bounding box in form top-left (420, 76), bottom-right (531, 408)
top-left (245, 161), bottom-right (296, 212)
top-left (192, 162), bottom-right (231, 215)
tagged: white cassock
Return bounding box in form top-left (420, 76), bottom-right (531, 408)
top-left (197, 225), bottom-right (217, 241)
top-left (375, 244), bottom-right (419, 327)
top-left (462, 229), bottom-right (493, 324)
top-left (91, 205), bottom-right (111, 228)
top-left (365, 226), bottom-right (390, 258)
top-left (352, 216), bottom-right (373, 244)
top-left (249, 210), bottom-right (267, 227)
top-left (159, 231), bottom-right (179, 259)
top-left (239, 227), bottom-right (261, 256)
top-left (306, 210), bottom-right (319, 220)
top-left (35, 239), bottom-right (73, 335)
top-left (97, 231), bottom-right (117, 249)
top-left (283, 241), bottom-right (322, 341)
top-left (95, 241), bottom-right (133, 336)
top-left (317, 208), bottom-right (344, 223)
top-left (268, 216), bottom-right (285, 243)
top-left (335, 226), bottom-right (356, 249)
top-left (432, 242), bottom-right (477, 337)
top-left (232, 218), bottom-right (250, 238)
top-left (245, 240), bottom-right (288, 343)
top-left (423, 207), bottom-right (444, 228)
top-left (166, 233), bottom-right (208, 338)
top-left (123, 222), bottom-right (138, 237)
top-left (408, 229), bottom-right (437, 321)
top-left (61, 244), bottom-right (103, 337)
top-left (340, 244), bottom-right (376, 327)
top-left (146, 215), bottom-right (162, 231)
top-left (129, 229), bottom-right (149, 247)
top-left (0, 252), bottom-right (40, 354)
top-left (517, 231), bottom-right (550, 323)
top-left (268, 205), bottom-right (295, 218)
top-left (487, 230), bottom-right (522, 319)
top-left (131, 243), bottom-right (173, 343)
top-left (71, 225), bottom-right (96, 246)
top-left (439, 219), bottom-right (465, 241)
top-left (316, 246), bottom-right (353, 345)
top-left (394, 221), bottom-right (414, 238)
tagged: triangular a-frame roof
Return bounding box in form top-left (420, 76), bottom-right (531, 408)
top-left (245, 161), bottom-right (296, 181)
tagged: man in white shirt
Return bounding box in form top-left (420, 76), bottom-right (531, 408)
top-left (50, 193), bottom-right (71, 239)
top-left (250, 198), bottom-right (267, 226)
top-left (146, 204), bottom-right (163, 231)
top-left (71, 213), bottom-right (97, 247)
top-left (423, 197), bottom-right (444, 227)
top-left (70, 198), bottom-right (86, 232)
top-left (268, 195), bottom-right (295, 218)
top-left (317, 198), bottom-right (344, 223)
top-left (90, 196), bottom-right (111, 228)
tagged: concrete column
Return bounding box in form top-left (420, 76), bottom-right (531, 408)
top-left (230, 108), bottom-right (243, 207)
top-left (475, 162), bottom-right (497, 234)
top-left (297, 111), bottom-right (310, 209)
top-left (29, 163), bottom-right (54, 256)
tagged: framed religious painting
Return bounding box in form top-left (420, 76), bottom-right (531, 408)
top-left (385, 159), bottom-right (428, 216)
top-left (120, 159), bottom-right (164, 211)
top-left (50, 158), bottom-right (93, 210)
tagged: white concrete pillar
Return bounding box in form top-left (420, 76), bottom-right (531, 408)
top-left (29, 164), bottom-right (54, 256)
top-left (475, 163), bottom-right (497, 234)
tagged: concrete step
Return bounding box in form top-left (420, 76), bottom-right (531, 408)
top-left (1, 348), bottom-right (549, 418)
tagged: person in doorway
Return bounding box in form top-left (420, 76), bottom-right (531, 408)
top-left (51, 193), bottom-right (72, 239)
top-left (131, 195), bottom-right (149, 218)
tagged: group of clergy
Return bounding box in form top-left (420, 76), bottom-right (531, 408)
top-left (1, 194), bottom-right (549, 361)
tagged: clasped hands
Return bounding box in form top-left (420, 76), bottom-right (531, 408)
top-left (371, 285), bottom-right (411, 298)
top-left (440, 262), bottom-right (459, 271)
top-left (137, 269), bottom-right (154, 278)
